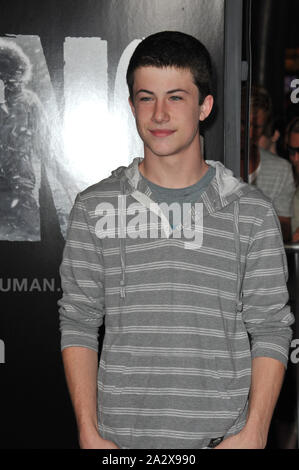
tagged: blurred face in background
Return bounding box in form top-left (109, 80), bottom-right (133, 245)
top-left (258, 134), bottom-right (272, 151)
top-left (249, 108), bottom-right (268, 145)
top-left (241, 106), bottom-right (267, 149)
top-left (241, 106), bottom-right (268, 176)
top-left (258, 128), bottom-right (280, 154)
top-left (289, 131), bottom-right (299, 176)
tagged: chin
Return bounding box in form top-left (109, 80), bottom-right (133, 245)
top-left (150, 152), bottom-right (176, 158)
top-left (145, 144), bottom-right (177, 158)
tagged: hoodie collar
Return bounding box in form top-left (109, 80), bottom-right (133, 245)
top-left (115, 157), bottom-right (250, 214)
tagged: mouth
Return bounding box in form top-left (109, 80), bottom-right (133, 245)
top-left (149, 129), bottom-right (176, 137)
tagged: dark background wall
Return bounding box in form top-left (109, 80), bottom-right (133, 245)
top-left (251, 0), bottom-right (299, 123)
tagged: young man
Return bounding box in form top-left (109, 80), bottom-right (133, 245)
top-left (58, 31), bottom-right (294, 449)
top-left (241, 86), bottom-right (296, 243)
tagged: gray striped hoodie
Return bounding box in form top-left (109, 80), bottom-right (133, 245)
top-left (58, 157), bottom-right (294, 449)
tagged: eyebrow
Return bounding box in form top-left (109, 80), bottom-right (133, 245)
top-left (135, 89), bottom-right (154, 96)
top-left (167, 89), bottom-right (190, 94)
top-left (135, 88), bottom-right (190, 96)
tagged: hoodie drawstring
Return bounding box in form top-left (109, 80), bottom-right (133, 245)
top-left (119, 181), bottom-right (126, 299)
top-left (115, 158), bottom-right (247, 302)
top-left (233, 200), bottom-right (243, 314)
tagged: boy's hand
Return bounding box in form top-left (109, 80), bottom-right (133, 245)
top-left (79, 428), bottom-right (119, 449)
top-left (214, 428), bottom-right (265, 449)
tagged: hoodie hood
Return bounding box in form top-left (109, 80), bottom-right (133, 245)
top-left (111, 157), bottom-right (253, 308)
top-left (112, 157), bottom-right (250, 209)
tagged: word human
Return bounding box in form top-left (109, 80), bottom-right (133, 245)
top-left (0, 278), bottom-right (58, 292)
top-left (95, 196), bottom-right (203, 249)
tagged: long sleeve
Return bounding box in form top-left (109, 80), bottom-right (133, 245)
top-left (58, 193), bottom-right (105, 352)
top-left (241, 203), bottom-right (295, 369)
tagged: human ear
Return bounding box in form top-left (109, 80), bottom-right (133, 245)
top-left (199, 95), bottom-right (214, 121)
top-left (128, 96), bottom-right (136, 118)
top-left (272, 129), bottom-right (280, 143)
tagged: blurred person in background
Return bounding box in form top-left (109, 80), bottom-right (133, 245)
top-left (286, 117), bottom-right (299, 242)
top-left (241, 86), bottom-right (295, 242)
top-left (258, 116), bottom-right (284, 157)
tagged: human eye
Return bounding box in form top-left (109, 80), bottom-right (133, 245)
top-left (139, 96), bottom-right (152, 102)
top-left (170, 95), bottom-right (183, 101)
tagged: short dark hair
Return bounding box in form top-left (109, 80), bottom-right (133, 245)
top-left (126, 31), bottom-right (213, 105)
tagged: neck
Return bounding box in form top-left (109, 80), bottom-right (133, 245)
top-left (139, 136), bottom-right (208, 189)
top-left (249, 145), bottom-right (261, 174)
top-left (241, 144), bottom-right (261, 179)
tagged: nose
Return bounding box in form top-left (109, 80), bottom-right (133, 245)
top-left (151, 98), bottom-right (170, 124)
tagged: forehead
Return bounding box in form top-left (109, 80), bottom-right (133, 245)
top-left (241, 104), bottom-right (267, 123)
top-left (132, 66), bottom-right (196, 91)
top-left (289, 132), bottom-right (299, 146)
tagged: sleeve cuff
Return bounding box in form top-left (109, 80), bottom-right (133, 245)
top-left (61, 330), bottom-right (99, 353)
top-left (251, 341), bottom-right (291, 369)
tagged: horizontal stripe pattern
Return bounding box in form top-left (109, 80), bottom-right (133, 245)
top-left (101, 347), bottom-right (252, 360)
top-left (105, 325), bottom-right (248, 339)
top-left (102, 406), bottom-right (240, 419)
top-left (98, 383), bottom-right (249, 398)
top-left (100, 359), bottom-right (252, 376)
top-left (104, 260), bottom-right (237, 280)
top-left (105, 304), bottom-right (239, 321)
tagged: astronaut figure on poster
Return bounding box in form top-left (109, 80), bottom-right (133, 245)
top-left (0, 38), bottom-right (73, 241)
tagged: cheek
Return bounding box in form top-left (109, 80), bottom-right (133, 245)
top-left (258, 136), bottom-right (267, 146)
top-left (135, 106), bottom-right (153, 123)
top-left (258, 129), bottom-right (264, 139)
top-left (183, 108), bottom-right (200, 129)
top-left (134, 109), bottom-right (147, 127)
top-left (249, 128), bottom-right (261, 142)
